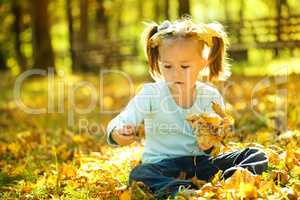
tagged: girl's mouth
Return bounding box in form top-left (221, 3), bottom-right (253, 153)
top-left (174, 81), bottom-right (184, 84)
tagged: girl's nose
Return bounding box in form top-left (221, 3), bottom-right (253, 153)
top-left (175, 68), bottom-right (184, 79)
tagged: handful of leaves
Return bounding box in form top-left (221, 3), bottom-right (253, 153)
top-left (186, 101), bottom-right (235, 156)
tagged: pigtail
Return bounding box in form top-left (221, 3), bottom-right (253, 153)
top-left (207, 24), bottom-right (231, 81)
top-left (141, 22), bottom-right (160, 80)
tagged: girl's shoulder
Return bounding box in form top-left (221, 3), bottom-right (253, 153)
top-left (196, 81), bottom-right (222, 97)
top-left (140, 79), bottom-right (165, 95)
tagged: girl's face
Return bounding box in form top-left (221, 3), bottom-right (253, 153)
top-left (158, 37), bottom-right (208, 91)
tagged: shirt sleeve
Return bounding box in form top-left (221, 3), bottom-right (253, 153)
top-left (106, 84), bottom-right (152, 147)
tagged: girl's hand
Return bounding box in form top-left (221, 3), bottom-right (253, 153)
top-left (111, 124), bottom-right (136, 146)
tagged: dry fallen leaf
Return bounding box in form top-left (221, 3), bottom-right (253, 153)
top-left (119, 190), bottom-right (131, 200)
top-left (271, 170), bottom-right (290, 186)
top-left (129, 181), bottom-right (155, 200)
top-left (223, 167), bottom-right (260, 188)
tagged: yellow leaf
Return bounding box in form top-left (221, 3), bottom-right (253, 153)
top-left (224, 167), bottom-right (260, 190)
top-left (211, 101), bottom-right (226, 118)
top-left (8, 142), bottom-right (21, 158)
top-left (239, 182), bottom-right (258, 199)
top-left (119, 190), bottom-right (131, 200)
top-left (210, 169), bottom-right (223, 185)
top-left (256, 131), bottom-right (272, 144)
top-left (265, 148), bottom-right (281, 166)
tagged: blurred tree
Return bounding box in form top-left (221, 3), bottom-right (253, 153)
top-left (11, 0), bottom-right (27, 71)
top-left (274, 0), bottom-right (291, 57)
top-left (0, 2), bottom-right (7, 71)
top-left (96, 0), bottom-right (109, 39)
top-left (178, 0), bottom-right (190, 17)
top-left (224, 0), bottom-right (230, 22)
top-left (96, 0), bottom-right (110, 68)
top-left (115, 0), bottom-right (124, 39)
top-left (66, 0), bottom-right (75, 70)
top-left (164, 0), bottom-right (170, 20)
top-left (80, 0), bottom-right (88, 45)
top-left (77, 0), bottom-right (89, 71)
top-left (31, 0), bottom-right (55, 71)
top-left (0, 47), bottom-right (7, 71)
top-left (237, 0), bottom-right (245, 43)
top-left (137, 0), bottom-right (144, 20)
top-left (154, 0), bottom-right (161, 22)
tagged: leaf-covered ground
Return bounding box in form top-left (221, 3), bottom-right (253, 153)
top-left (0, 73), bottom-right (299, 199)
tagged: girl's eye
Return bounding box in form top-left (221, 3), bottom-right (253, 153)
top-left (181, 65), bottom-right (190, 69)
top-left (164, 65), bottom-right (172, 69)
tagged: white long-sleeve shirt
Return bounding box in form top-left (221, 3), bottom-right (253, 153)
top-left (106, 79), bottom-right (225, 164)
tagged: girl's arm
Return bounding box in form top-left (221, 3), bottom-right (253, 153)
top-left (110, 124), bottom-right (136, 146)
top-left (106, 84), bottom-right (151, 147)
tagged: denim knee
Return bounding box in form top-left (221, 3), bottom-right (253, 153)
top-left (128, 163), bottom-right (163, 186)
top-left (128, 164), bottom-right (143, 186)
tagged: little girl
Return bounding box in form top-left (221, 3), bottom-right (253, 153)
top-left (106, 18), bottom-right (269, 199)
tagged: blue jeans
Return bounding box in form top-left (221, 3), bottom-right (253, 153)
top-left (128, 147), bottom-right (269, 199)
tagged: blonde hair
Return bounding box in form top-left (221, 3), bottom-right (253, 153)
top-left (142, 18), bottom-right (231, 81)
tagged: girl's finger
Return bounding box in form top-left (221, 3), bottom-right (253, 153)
top-left (124, 126), bottom-right (133, 132)
top-left (120, 129), bottom-right (133, 136)
top-left (118, 134), bottom-right (134, 140)
top-left (126, 124), bottom-right (136, 129)
top-left (125, 127), bottom-right (134, 133)
top-left (125, 124), bottom-right (133, 128)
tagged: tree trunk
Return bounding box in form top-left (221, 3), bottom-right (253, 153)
top-left (0, 47), bottom-right (7, 71)
top-left (178, 0), bottom-right (190, 18)
top-left (80, 0), bottom-right (88, 45)
top-left (154, 0), bottom-right (160, 22)
top-left (224, 0), bottom-right (230, 22)
top-left (96, 0), bottom-right (110, 68)
top-left (115, 1), bottom-right (123, 38)
top-left (137, 0), bottom-right (143, 20)
top-left (66, 0), bottom-right (75, 70)
top-left (237, 0), bottom-right (245, 43)
top-left (164, 0), bottom-right (170, 20)
top-left (12, 0), bottom-right (27, 72)
top-left (78, 0), bottom-right (88, 71)
top-left (274, 0), bottom-right (282, 58)
top-left (31, 0), bottom-right (55, 70)
top-left (96, 0), bottom-right (109, 40)
top-left (31, 0), bottom-right (55, 71)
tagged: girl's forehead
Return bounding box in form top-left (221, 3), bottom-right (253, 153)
top-left (159, 37), bottom-right (204, 52)
top-left (158, 37), bottom-right (204, 59)
top-left (160, 37), bottom-right (201, 46)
